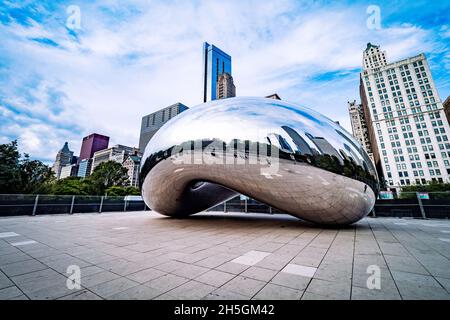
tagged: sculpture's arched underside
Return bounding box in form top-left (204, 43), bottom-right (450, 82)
top-left (140, 97), bottom-right (379, 225)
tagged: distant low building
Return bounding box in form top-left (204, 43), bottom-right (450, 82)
top-left (138, 103), bottom-right (189, 152)
top-left (122, 155), bottom-right (141, 188)
top-left (91, 144), bottom-right (139, 174)
top-left (59, 164), bottom-right (78, 179)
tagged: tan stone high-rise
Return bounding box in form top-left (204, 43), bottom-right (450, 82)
top-left (51, 142), bottom-right (73, 179)
top-left (444, 96), bottom-right (450, 126)
top-left (360, 43), bottom-right (450, 188)
top-left (363, 42), bottom-right (387, 69)
top-left (216, 73), bottom-right (236, 99)
top-left (348, 100), bottom-right (374, 163)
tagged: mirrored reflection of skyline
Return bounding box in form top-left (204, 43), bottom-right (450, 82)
top-left (141, 97), bottom-right (378, 193)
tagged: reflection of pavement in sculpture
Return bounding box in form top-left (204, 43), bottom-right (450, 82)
top-left (140, 97), bottom-right (379, 225)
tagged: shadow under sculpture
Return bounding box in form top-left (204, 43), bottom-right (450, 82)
top-left (140, 97), bottom-right (379, 225)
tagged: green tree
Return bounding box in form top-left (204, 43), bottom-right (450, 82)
top-left (87, 161), bottom-right (129, 195)
top-left (19, 154), bottom-right (55, 194)
top-left (0, 140), bottom-right (21, 193)
top-left (0, 140), bottom-right (54, 194)
top-left (106, 185), bottom-right (141, 196)
top-left (50, 176), bottom-right (88, 195)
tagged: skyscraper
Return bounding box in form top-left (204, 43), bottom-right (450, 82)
top-left (138, 102), bottom-right (189, 152)
top-left (51, 142), bottom-right (74, 179)
top-left (348, 100), bottom-right (374, 162)
top-left (216, 73), bottom-right (236, 99)
top-left (202, 42), bottom-right (232, 102)
top-left (79, 133), bottom-right (109, 161)
top-left (363, 43), bottom-right (387, 69)
top-left (444, 96), bottom-right (450, 125)
top-left (360, 43), bottom-right (450, 188)
top-left (77, 158), bottom-right (92, 178)
top-left (122, 155), bottom-right (141, 188)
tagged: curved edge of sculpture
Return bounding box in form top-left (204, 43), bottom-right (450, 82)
top-left (140, 97), bottom-right (379, 225)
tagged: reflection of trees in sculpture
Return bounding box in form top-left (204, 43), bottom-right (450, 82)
top-left (140, 134), bottom-right (378, 195)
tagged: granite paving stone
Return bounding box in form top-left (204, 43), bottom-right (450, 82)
top-left (253, 283), bottom-right (302, 300)
top-left (166, 280), bottom-right (216, 300)
top-left (89, 277), bottom-right (139, 299)
top-left (0, 286), bottom-right (24, 299)
top-left (221, 275), bottom-right (266, 298)
top-left (144, 274), bottom-right (189, 292)
top-left (241, 266), bottom-right (278, 282)
top-left (194, 269), bottom-right (235, 287)
top-left (0, 211), bottom-right (448, 300)
top-left (126, 267), bottom-right (166, 283)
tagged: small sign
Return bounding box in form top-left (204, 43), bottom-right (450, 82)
top-left (124, 195), bottom-right (143, 201)
top-left (418, 192), bottom-right (429, 200)
top-left (379, 191), bottom-right (394, 199)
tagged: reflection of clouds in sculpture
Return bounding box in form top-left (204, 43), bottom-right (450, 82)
top-left (140, 97), bottom-right (378, 225)
top-left (144, 98), bottom-right (337, 158)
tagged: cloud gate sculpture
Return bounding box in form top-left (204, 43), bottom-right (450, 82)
top-left (140, 97), bottom-right (378, 225)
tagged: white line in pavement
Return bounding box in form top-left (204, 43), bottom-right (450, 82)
top-left (0, 232), bottom-right (20, 238)
top-left (112, 227), bottom-right (129, 230)
top-left (438, 238), bottom-right (450, 243)
top-left (10, 240), bottom-right (37, 246)
top-left (422, 223), bottom-right (446, 227)
top-left (231, 250), bottom-right (271, 266)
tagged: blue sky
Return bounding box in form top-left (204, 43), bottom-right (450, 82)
top-left (0, 0), bottom-right (449, 164)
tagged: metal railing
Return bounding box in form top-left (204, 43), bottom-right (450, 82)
top-left (373, 191), bottom-right (450, 219)
top-left (0, 194), bottom-right (148, 216)
top-left (0, 192), bottom-right (450, 219)
top-left (208, 193), bottom-right (450, 219)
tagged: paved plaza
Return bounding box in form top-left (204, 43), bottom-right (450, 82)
top-left (0, 211), bottom-right (449, 300)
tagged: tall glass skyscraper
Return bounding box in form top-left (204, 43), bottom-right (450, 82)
top-left (203, 42), bottom-right (232, 102)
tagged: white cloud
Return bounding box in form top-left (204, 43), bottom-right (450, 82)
top-left (0, 0), bottom-right (446, 163)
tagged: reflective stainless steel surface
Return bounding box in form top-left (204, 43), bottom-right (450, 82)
top-left (140, 97), bottom-right (378, 225)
